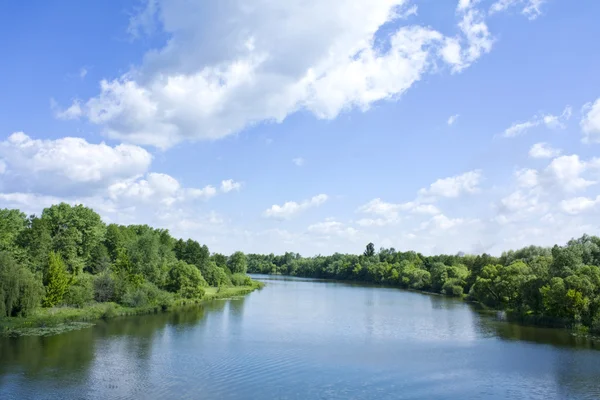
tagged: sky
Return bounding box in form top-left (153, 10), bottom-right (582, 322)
top-left (1, 0), bottom-right (600, 256)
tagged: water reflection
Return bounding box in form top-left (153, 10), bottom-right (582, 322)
top-left (1, 278), bottom-right (600, 400)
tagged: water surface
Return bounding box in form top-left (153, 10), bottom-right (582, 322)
top-left (1, 275), bottom-right (600, 399)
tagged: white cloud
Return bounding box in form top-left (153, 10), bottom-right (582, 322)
top-left (544, 155), bottom-right (595, 193)
top-left (560, 196), bottom-right (600, 215)
top-left (357, 198), bottom-right (440, 226)
top-left (220, 179), bottom-right (242, 193)
top-left (292, 157), bottom-right (305, 167)
top-left (55, 101), bottom-right (83, 120)
top-left (264, 194), bottom-right (328, 220)
top-left (529, 142), bottom-right (561, 158)
top-left (79, 68), bottom-right (88, 79)
top-left (457, 0), bottom-right (479, 12)
top-left (489, 0), bottom-right (547, 20)
top-left (308, 218), bottom-right (358, 239)
top-left (447, 114), bottom-right (459, 125)
top-left (515, 168), bottom-right (539, 188)
top-left (502, 105), bottom-right (571, 137)
top-left (419, 214), bottom-right (477, 232)
top-left (581, 98), bottom-right (600, 144)
top-left (57, 0), bottom-right (506, 148)
top-left (356, 218), bottom-right (398, 227)
top-left (108, 173), bottom-right (218, 206)
top-left (418, 170), bottom-right (483, 199)
top-left (0, 132), bottom-right (152, 195)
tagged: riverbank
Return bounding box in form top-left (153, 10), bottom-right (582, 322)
top-left (0, 280), bottom-right (264, 337)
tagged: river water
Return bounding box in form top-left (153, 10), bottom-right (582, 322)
top-left (1, 275), bottom-right (600, 399)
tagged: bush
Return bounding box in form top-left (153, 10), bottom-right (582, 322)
top-left (0, 252), bottom-right (45, 317)
top-left (231, 273), bottom-right (252, 286)
top-left (442, 279), bottom-right (464, 297)
top-left (122, 281), bottom-right (174, 308)
top-left (167, 260), bottom-right (207, 298)
top-left (93, 272), bottom-right (116, 302)
top-left (101, 303), bottom-right (118, 320)
top-left (122, 287), bottom-right (150, 308)
top-left (63, 273), bottom-right (94, 307)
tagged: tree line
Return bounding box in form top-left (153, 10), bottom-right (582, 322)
top-left (246, 236), bottom-right (600, 333)
top-left (0, 204), bottom-right (252, 319)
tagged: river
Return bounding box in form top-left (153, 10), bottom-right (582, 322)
top-left (1, 275), bottom-right (600, 399)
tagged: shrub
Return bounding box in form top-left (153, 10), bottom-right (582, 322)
top-left (231, 273), bottom-right (252, 286)
top-left (0, 252), bottom-right (45, 317)
top-left (167, 260), bottom-right (207, 298)
top-left (93, 272), bottom-right (116, 302)
top-left (63, 273), bottom-right (94, 307)
top-left (442, 279), bottom-right (464, 297)
top-left (122, 281), bottom-right (174, 308)
top-left (101, 303), bottom-right (118, 320)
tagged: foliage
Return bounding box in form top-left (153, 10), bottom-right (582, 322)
top-left (228, 251), bottom-right (248, 274)
top-left (166, 260), bottom-right (207, 299)
top-left (43, 252), bottom-right (72, 307)
top-left (0, 252), bottom-right (45, 317)
top-left (231, 273), bottom-right (253, 286)
top-left (63, 273), bottom-right (94, 308)
top-left (5, 202), bottom-right (600, 334)
top-left (93, 272), bottom-right (116, 303)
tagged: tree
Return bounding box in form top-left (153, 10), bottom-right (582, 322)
top-left (364, 243), bottom-right (375, 257)
top-left (43, 251), bottom-right (71, 307)
top-left (167, 260), bottom-right (207, 298)
top-left (0, 252), bottom-right (45, 317)
top-left (41, 203), bottom-right (107, 275)
top-left (228, 251), bottom-right (248, 274)
top-left (0, 209), bottom-right (27, 261)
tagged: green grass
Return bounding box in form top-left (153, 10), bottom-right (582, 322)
top-left (0, 280), bottom-right (264, 337)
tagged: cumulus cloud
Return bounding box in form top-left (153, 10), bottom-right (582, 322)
top-left (560, 196), bottom-right (600, 215)
top-left (357, 198), bottom-right (440, 226)
top-left (529, 142), bottom-right (561, 158)
top-left (581, 98), bottom-right (600, 144)
top-left (292, 157), bottom-right (305, 167)
top-left (0, 132), bottom-right (152, 195)
top-left (55, 0), bottom-right (508, 148)
top-left (447, 114), bottom-right (459, 125)
top-left (107, 173), bottom-right (218, 207)
top-left (220, 179), bottom-right (242, 193)
top-left (419, 214), bottom-right (477, 232)
top-left (263, 194), bottom-right (328, 220)
top-left (515, 168), bottom-right (539, 188)
top-left (501, 105), bottom-right (571, 137)
top-left (308, 218), bottom-right (358, 239)
top-left (543, 155), bottom-right (596, 193)
top-left (418, 170), bottom-right (483, 199)
top-left (489, 0), bottom-right (547, 20)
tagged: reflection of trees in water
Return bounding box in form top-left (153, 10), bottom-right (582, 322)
top-left (553, 348), bottom-right (600, 398)
top-left (474, 311), bottom-right (600, 350)
top-left (0, 327), bottom-right (95, 382)
top-left (0, 305), bottom-right (209, 387)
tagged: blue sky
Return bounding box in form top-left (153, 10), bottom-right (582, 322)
top-left (1, 0), bottom-right (600, 256)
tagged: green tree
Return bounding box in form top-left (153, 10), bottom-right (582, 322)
top-left (43, 252), bottom-right (71, 307)
top-left (167, 260), bottom-right (207, 298)
top-left (41, 203), bottom-right (107, 275)
top-left (364, 243), bottom-right (375, 257)
top-left (228, 251), bottom-right (248, 274)
top-left (0, 252), bottom-right (45, 317)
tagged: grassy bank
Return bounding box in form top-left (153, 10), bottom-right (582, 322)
top-left (0, 280), bottom-right (264, 337)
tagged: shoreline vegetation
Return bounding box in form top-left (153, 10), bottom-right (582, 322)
top-left (2, 203), bottom-right (600, 338)
top-left (1, 282), bottom-right (263, 337)
top-left (246, 239), bottom-right (600, 335)
top-left (0, 203), bottom-right (262, 337)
